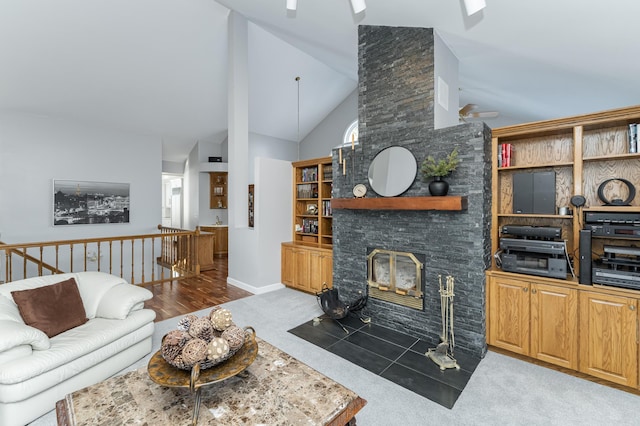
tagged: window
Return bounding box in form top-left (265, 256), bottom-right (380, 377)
top-left (342, 120), bottom-right (359, 147)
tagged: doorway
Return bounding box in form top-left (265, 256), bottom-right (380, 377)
top-left (162, 174), bottom-right (183, 229)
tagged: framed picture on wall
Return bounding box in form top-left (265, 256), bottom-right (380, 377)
top-left (53, 180), bottom-right (130, 226)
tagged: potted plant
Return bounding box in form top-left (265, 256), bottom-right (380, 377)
top-left (420, 148), bottom-right (459, 196)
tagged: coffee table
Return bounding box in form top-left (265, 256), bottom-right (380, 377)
top-left (147, 326), bottom-right (259, 425)
top-left (56, 337), bottom-right (366, 425)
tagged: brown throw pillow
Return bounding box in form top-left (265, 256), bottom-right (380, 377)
top-left (11, 277), bottom-right (88, 338)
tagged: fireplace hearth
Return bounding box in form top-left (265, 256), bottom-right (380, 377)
top-left (288, 314), bottom-right (481, 408)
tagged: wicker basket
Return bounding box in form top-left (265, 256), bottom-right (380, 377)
top-left (163, 339), bottom-right (243, 370)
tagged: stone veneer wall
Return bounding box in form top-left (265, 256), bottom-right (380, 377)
top-left (331, 25), bottom-right (492, 358)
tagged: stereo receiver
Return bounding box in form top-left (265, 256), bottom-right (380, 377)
top-left (592, 245), bottom-right (640, 290)
top-left (499, 238), bottom-right (568, 279)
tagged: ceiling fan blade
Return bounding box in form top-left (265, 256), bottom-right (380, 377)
top-left (458, 103), bottom-right (478, 116)
top-left (469, 111), bottom-right (499, 118)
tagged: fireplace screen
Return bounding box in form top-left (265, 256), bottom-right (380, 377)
top-left (367, 249), bottom-right (424, 310)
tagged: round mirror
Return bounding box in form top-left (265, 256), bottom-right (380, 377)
top-left (368, 146), bottom-right (417, 197)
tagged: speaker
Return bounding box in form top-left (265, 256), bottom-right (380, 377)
top-left (570, 195), bottom-right (586, 208)
top-left (513, 171), bottom-right (556, 214)
top-left (579, 229), bottom-right (592, 285)
top-left (533, 171), bottom-right (556, 214)
top-left (513, 173), bottom-right (533, 214)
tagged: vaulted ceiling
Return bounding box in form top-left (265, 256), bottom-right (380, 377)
top-left (2, 1), bottom-right (639, 162)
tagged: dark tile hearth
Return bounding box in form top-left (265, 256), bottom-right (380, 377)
top-left (288, 314), bottom-right (481, 409)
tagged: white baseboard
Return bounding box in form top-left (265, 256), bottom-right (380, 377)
top-left (227, 277), bottom-right (285, 295)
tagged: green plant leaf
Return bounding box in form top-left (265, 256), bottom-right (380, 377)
top-left (420, 148), bottom-right (459, 178)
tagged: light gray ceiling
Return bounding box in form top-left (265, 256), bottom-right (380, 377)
top-left (2, 1), bottom-right (639, 163)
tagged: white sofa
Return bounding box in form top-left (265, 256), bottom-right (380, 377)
top-left (0, 272), bottom-right (156, 426)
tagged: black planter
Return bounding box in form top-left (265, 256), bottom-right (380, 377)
top-left (428, 177), bottom-right (449, 196)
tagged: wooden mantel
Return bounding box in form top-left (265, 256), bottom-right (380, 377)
top-left (332, 196), bottom-right (467, 211)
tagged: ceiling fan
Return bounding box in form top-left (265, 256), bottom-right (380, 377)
top-left (459, 104), bottom-right (499, 122)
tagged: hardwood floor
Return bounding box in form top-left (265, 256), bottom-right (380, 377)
top-left (143, 256), bottom-right (253, 322)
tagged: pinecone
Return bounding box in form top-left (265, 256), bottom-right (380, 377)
top-left (177, 314), bottom-right (198, 332)
top-left (189, 317), bottom-right (215, 341)
top-left (164, 330), bottom-right (191, 346)
top-left (206, 337), bottom-right (230, 362)
top-left (162, 341), bottom-right (183, 363)
top-left (221, 325), bottom-right (245, 351)
top-left (181, 338), bottom-right (208, 366)
top-left (172, 354), bottom-right (186, 369)
top-left (210, 308), bottom-right (233, 331)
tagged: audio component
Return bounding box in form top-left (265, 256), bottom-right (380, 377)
top-left (499, 238), bottom-right (568, 279)
top-left (584, 211), bottom-right (640, 224)
top-left (512, 171), bottom-right (556, 214)
top-left (592, 245), bottom-right (640, 290)
top-left (501, 225), bottom-right (561, 240)
top-left (579, 229), bottom-right (592, 284)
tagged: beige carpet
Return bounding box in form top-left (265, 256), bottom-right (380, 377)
top-left (31, 287), bottom-right (640, 426)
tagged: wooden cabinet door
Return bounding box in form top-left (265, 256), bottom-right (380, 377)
top-left (530, 283), bottom-right (578, 369)
top-left (579, 291), bottom-right (638, 387)
top-left (293, 248), bottom-right (310, 292)
top-left (281, 245), bottom-right (294, 286)
top-left (309, 251), bottom-right (332, 294)
top-left (488, 276), bottom-right (530, 355)
top-left (197, 233), bottom-right (215, 271)
top-left (321, 252), bottom-right (333, 289)
top-left (214, 227), bottom-right (228, 256)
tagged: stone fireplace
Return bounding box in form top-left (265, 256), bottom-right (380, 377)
top-left (331, 25), bottom-right (491, 358)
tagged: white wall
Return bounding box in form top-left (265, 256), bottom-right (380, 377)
top-left (248, 132), bottom-right (297, 182)
top-left (0, 114), bottom-right (161, 243)
top-left (300, 89), bottom-right (357, 159)
top-left (434, 30), bottom-right (460, 129)
top-left (183, 143), bottom-right (200, 230)
top-left (198, 140), bottom-right (226, 226)
top-left (162, 160), bottom-right (184, 174)
top-left (227, 157), bottom-right (291, 293)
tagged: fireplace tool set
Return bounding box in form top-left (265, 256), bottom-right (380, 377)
top-left (316, 284), bottom-right (369, 334)
top-left (426, 274), bottom-right (460, 370)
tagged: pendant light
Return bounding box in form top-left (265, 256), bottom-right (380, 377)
top-left (295, 76), bottom-right (300, 159)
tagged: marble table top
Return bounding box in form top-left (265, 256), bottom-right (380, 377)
top-left (56, 338), bottom-right (366, 425)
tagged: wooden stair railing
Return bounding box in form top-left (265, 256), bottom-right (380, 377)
top-left (0, 226), bottom-right (200, 285)
top-left (156, 225), bottom-right (202, 276)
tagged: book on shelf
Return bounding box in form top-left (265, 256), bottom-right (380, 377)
top-left (322, 164), bottom-right (333, 179)
top-left (322, 200), bottom-right (332, 217)
top-left (301, 218), bottom-right (318, 234)
top-left (296, 183), bottom-right (318, 198)
top-left (629, 124), bottom-right (638, 154)
top-left (301, 167), bottom-right (318, 182)
top-left (499, 143), bottom-right (514, 167)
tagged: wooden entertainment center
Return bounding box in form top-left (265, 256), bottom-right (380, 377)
top-left (486, 105), bottom-right (640, 388)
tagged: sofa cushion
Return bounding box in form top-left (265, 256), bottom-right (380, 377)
top-left (11, 278), bottom-right (88, 338)
top-left (74, 272), bottom-right (128, 318)
top-left (0, 320), bottom-right (50, 352)
top-left (0, 309), bottom-right (155, 386)
top-left (0, 345), bottom-right (32, 366)
top-left (0, 295), bottom-right (22, 323)
top-left (95, 283), bottom-right (153, 320)
top-left (0, 273), bottom-right (80, 301)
